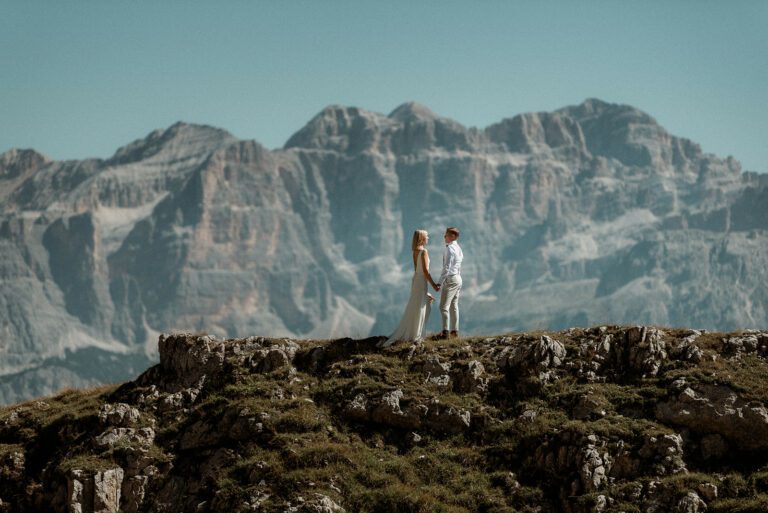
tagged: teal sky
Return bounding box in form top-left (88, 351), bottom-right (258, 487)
top-left (2, 1), bottom-right (767, 172)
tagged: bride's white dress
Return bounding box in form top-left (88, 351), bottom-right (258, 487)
top-left (379, 249), bottom-right (431, 347)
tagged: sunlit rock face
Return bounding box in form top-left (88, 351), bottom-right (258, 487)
top-left (1, 99), bottom-right (766, 403)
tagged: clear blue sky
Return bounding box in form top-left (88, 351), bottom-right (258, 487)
top-left (2, 1), bottom-right (766, 172)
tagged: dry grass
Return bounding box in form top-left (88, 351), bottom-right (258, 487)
top-left (3, 326), bottom-right (768, 511)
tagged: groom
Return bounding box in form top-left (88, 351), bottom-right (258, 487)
top-left (434, 227), bottom-right (463, 339)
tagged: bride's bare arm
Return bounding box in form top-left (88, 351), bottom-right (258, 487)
top-left (421, 250), bottom-right (438, 288)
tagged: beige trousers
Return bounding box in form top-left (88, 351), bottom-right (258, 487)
top-left (440, 274), bottom-right (462, 332)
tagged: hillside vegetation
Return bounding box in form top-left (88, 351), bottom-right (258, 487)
top-left (2, 326), bottom-right (768, 512)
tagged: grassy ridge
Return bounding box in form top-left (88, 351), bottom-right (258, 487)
top-left (1, 327), bottom-right (768, 512)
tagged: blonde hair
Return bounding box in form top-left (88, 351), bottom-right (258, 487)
top-left (411, 229), bottom-right (428, 251)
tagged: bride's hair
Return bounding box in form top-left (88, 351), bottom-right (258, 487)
top-left (411, 229), bottom-right (428, 251)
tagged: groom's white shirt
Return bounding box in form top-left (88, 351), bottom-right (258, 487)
top-left (438, 241), bottom-right (463, 285)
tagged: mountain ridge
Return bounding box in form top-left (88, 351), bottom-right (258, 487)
top-left (0, 98), bottom-right (766, 405)
top-left (3, 99), bottom-right (762, 175)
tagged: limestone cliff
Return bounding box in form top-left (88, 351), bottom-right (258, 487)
top-left (1, 99), bottom-right (767, 404)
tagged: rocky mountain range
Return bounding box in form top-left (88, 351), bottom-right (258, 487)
top-left (1, 98), bottom-right (767, 404)
top-left (1, 327), bottom-right (768, 512)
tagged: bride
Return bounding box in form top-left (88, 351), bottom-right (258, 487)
top-left (378, 229), bottom-right (440, 348)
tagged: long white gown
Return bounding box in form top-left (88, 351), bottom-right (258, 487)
top-left (379, 249), bottom-right (432, 347)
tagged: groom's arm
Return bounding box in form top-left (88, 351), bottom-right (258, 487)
top-left (438, 246), bottom-right (453, 285)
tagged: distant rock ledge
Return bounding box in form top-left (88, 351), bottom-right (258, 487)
top-left (1, 326), bottom-right (768, 512)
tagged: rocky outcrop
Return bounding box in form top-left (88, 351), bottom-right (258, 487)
top-left (67, 468), bottom-right (124, 513)
top-left (496, 335), bottom-right (567, 383)
top-left (656, 383), bottom-right (768, 452)
top-left (2, 325), bottom-right (767, 512)
top-left (344, 389), bottom-right (471, 435)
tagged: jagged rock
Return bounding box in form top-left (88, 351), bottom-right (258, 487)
top-left (593, 494), bottom-right (607, 512)
top-left (94, 427), bottom-right (155, 450)
top-left (618, 326), bottom-right (668, 376)
top-left (577, 326), bottom-right (669, 378)
top-left (496, 335), bottom-right (566, 381)
top-left (342, 390), bottom-right (470, 434)
top-left (417, 356), bottom-right (452, 387)
top-left (722, 335), bottom-right (760, 356)
top-left (532, 433), bottom-right (612, 494)
top-left (306, 346), bottom-right (326, 373)
top-left (424, 399), bottom-right (471, 434)
top-left (93, 469), bottom-right (123, 513)
top-left (425, 374), bottom-right (450, 387)
top-left (285, 493), bottom-right (346, 513)
top-left (98, 403), bottom-right (140, 427)
top-left (577, 334), bottom-right (612, 382)
top-left (676, 491), bottom-right (707, 513)
top-left (226, 407), bottom-right (267, 441)
top-left (581, 334), bottom-right (612, 364)
top-left (120, 475), bottom-right (149, 513)
top-left (370, 390), bottom-right (423, 430)
top-left (656, 384), bottom-right (768, 451)
top-left (669, 332), bottom-right (704, 362)
top-left (68, 471), bottom-right (89, 513)
top-left (146, 334), bottom-right (301, 399)
top-left (67, 468), bottom-right (124, 513)
top-left (422, 356), bottom-right (451, 375)
top-left (123, 448), bottom-right (156, 477)
top-left (247, 341), bottom-right (301, 373)
top-left (572, 393), bottom-right (607, 420)
top-left (157, 334), bottom-right (226, 390)
top-left (638, 433), bottom-right (687, 475)
top-left (342, 394), bottom-right (369, 422)
top-left (580, 444), bottom-right (608, 492)
top-left (451, 360), bottom-right (488, 393)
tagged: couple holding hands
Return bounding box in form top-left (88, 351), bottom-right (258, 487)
top-left (378, 227), bottom-right (464, 348)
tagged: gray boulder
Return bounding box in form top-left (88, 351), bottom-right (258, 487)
top-left (656, 384), bottom-right (768, 451)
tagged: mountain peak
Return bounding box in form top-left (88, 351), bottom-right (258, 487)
top-left (0, 147), bottom-right (49, 165)
top-left (0, 148), bottom-right (50, 180)
top-left (108, 121), bottom-right (236, 165)
top-left (388, 101), bottom-right (439, 123)
top-left (560, 98), bottom-right (659, 126)
top-left (283, 105), bottom-right (391, 151)
top-left (578, 97), bottom-right (613, 113)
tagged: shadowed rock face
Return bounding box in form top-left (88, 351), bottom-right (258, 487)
top-left (1, 100), bottom-right (767, 404)
top-left (1, 327), bottom-right (768, 512)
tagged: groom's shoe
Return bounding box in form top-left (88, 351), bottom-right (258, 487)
top-left (449, 331), bottom-right (459, 339)
top-left (434, 330), bottom-right (449, 340)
